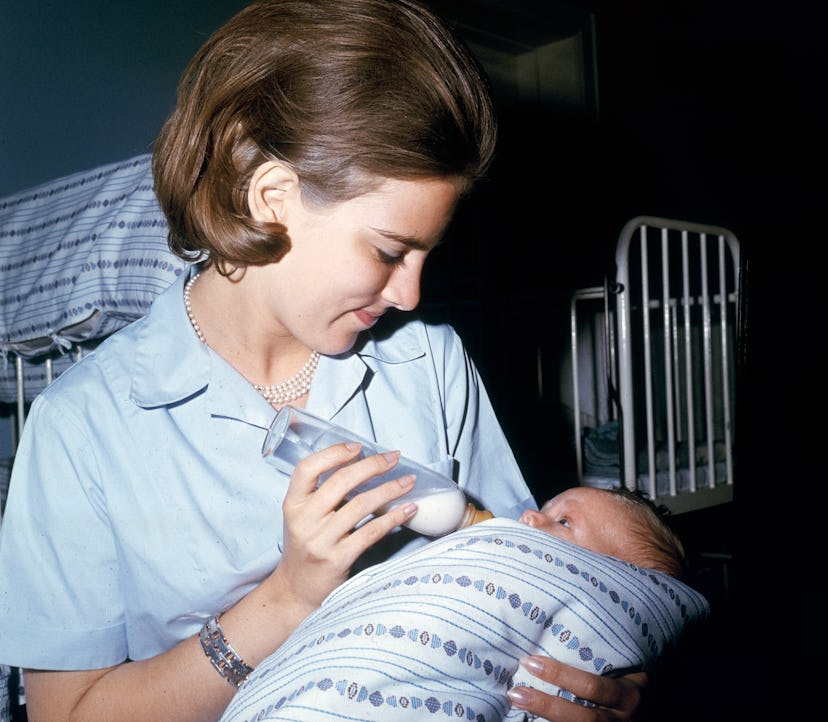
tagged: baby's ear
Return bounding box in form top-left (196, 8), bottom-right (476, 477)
top-left (248, 161), bottom-right (300, 223)
top-left (519, 510), bottom-right (542, 527)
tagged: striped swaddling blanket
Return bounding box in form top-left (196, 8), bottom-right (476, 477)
top-left (220, 519), bottom-right (709, 722)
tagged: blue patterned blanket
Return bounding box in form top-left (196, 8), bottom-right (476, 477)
top-left (0, 154), bottom-right (186, 401)
top-left (219, 519), bottom-right (709, 722)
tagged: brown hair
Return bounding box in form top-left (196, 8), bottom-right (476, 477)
top-left (607, 487), bottom-right (687, 579)
top-left (152, 0), bottom-right (497, 272)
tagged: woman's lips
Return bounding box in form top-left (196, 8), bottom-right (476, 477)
top-left (353, 309), bottom-right (382, 328)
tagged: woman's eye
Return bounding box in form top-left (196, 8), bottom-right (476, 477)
top-left (376, 248), bottom-right (406, 266)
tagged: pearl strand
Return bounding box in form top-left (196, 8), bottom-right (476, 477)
top-left (183, 273), bottom-right (320, 405)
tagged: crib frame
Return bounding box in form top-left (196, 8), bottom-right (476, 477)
top-left (571, 216), bottom-right (742, 515)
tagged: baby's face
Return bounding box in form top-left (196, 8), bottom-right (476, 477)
top-left (519, 487), bottom-right (634, 560)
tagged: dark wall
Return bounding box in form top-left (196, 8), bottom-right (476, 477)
top-left (0, 0), bottom-right (248, 197)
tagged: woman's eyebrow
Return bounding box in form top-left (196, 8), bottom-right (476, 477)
top-left (369, 227), bottom-right (441, 250)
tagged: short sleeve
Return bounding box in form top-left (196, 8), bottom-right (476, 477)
top-left (0, 393), bottom-right (127, 669)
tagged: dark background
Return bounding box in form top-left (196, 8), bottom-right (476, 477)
top-left (2, 1), bottom-right (816, 718)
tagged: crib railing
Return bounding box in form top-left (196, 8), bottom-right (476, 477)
top-left (570, 284), bottom-right (617, 484)
top-left (570, 217), bottom-right (742, 515)
top-left (5, 346), bottom-right (86, 449)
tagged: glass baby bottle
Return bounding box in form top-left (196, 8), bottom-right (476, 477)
top-left (262, 405), bottom-right (493, 537)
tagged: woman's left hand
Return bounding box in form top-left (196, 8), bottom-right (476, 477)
top-left (506, 656), bottom-right (647, 722)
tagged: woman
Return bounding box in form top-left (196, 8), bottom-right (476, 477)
top-left (0, 1), bottom-right (646, 720)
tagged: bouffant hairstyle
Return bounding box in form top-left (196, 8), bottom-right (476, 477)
top-left (152, 0), bottom-right (497, 272)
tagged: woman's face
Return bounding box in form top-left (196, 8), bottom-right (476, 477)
top-left (267, 176), bottom-right (463, 355)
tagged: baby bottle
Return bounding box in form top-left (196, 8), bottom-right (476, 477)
top-left (262, 405), bottom-right (493, 537)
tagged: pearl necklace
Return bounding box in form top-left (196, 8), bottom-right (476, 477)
top-left (183, 272), bottom-right (320, 405)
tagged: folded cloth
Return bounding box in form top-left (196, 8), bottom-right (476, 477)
top-left (219, 519), bottom-right (709, 722)
top-left (0, 154), bottom-right (189, 402)
top-left (0, 154), bottom-right (185, 357)
top-left (638, 441), bottom-right (729, 474)
top-left (583, 421), bottom-right (621, 477)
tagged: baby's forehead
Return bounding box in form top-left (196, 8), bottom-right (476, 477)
top-left (543, 486), bottom-right (598, 508)
top-left (542, 487), bottom-right (630, 518)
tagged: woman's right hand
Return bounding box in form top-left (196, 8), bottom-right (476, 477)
top-left (265, 441), bottom-right (419, 615)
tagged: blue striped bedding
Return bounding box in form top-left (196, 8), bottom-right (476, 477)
top-left (0, 154), bottom-right (187, 401)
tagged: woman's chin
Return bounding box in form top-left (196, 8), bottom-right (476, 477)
top-left (316, 333), bottom-right (361, 358)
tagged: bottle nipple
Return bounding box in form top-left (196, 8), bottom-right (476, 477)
top-left (458, 502), bottom-right (494, 529)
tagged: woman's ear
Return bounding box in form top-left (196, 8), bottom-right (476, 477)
top-left (247, 161), bottom-right (299, 223)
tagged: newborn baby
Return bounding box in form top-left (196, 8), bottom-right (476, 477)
top-left (219, 487), bottom-right (707, 722)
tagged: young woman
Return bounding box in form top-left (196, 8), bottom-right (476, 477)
top-left (0, 2), bottom-right (647, 720)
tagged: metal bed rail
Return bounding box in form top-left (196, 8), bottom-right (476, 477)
top-left (615, 216), bottom-right (739, 513)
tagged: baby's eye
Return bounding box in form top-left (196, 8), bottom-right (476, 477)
top-left (556, 517), bottom-right (571, 528)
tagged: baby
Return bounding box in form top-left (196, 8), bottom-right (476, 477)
top-left (218, 485), bottom-right (705, 722)
top-left (520, 485), bottom-right (686, 579)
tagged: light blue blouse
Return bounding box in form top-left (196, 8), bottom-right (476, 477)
top-left (0, 269), bottom-right (537, 670)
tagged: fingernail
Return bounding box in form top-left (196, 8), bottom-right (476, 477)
top-left (382, 450), bottom-right (400, 463)
top-left (398, 474), bottom-right (415, 489)
top-left (520, 656), bottom-right (544, 673)
top-left (401, 502), bottom-right (417, 517)
top-left (345, 442), bottom-right (361, 452)
top-left (507, 686), bottom-right (531, 707)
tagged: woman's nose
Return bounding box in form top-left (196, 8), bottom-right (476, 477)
top-left (382, 264), bottom-right (421, 311)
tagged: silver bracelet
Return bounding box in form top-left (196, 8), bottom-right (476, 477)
top-left (199, 615), bottom-right (254, 688)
